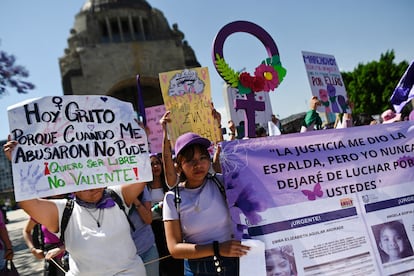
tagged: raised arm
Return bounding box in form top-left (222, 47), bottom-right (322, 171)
top-left (160, 111), bottom-right (178, 187)
top-left (22, 219), bottom-right (45, 260)
top-left (121, 182), bottom-right (146, 207)
top-left (133, 196), bottom-right (152, 225)
top-left (212, 144), bottom-right (222, 173)
top-left (19, 199), bottom-right (60, 233)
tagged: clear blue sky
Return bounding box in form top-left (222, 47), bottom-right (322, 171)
top-left (1, 0), bottom-right (413, 139)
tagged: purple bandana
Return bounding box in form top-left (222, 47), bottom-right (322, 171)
top-left (75, 190), bottom-right (116, 209)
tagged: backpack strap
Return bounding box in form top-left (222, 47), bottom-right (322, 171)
top-left (32, 223), bottom-right (45, 251)
top-left (60, 199), bottom-right (74, 244)
top-left (208, 173), bottom-right (226, 200)
top-left (107, 188), bottom-right (136, 232)
top-left (174, 185), bottom-right (182, 215)
top-left (59, 189), bottom-right (136, 243)
top-left (174, 173), bottom-right (226, 215)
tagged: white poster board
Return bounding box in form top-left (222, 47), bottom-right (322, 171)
top-left (7, 96), bottom-right (152, 201)
top-left (302, 51), bottom-right (350, 122)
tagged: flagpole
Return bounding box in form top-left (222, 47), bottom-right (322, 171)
top-left (136, 74), bottom-right (146, 126)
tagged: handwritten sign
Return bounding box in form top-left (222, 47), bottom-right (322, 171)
top-left (302, 51), bottom-right (350, 122)
top-left (222, 122), bottom-right (414, 275)
top-left (159, 67), bottom-right (221, 148)
top-left (145, 104), bottom-right (166, 154)
top-left (7, 96), bottom-right (152, 201)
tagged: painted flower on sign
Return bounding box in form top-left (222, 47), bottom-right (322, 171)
top-left (215, 54), bottom-right (286, 95)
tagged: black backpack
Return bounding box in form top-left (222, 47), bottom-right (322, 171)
top-left (59, 188), bottom-right (135, 243)
top-left (32, 223), bottom-right (45, 251)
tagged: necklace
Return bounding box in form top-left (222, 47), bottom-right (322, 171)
top-left (84, 208), bottom-right (103, 228)
top-left (190, 179), bottom-right (207, 212)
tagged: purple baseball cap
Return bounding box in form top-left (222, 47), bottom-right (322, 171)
top-left (174, 132), bottom-right (211, 156)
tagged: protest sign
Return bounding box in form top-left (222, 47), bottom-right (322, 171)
top-left (145, 104), bottom-right (166, 154)
top-left (221, 122), bottom-right (414, 275)
top-left (212, 21), bottom-right (286, 138)
top-left (159, 67), bottom-right (221, 148)
top-left (7, 96), bottom-right (152, 201)
top-left (302, 51), bottom-right (350, 123)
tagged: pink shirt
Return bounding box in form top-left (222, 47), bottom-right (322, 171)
top-left (0, 212), bottom-right (5, 227)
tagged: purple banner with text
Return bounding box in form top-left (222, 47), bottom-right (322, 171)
top-left (222, 122), bottom-right (414, 275)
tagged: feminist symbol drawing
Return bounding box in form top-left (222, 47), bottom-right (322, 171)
top-left (212, 20), bottom-right (287, 138)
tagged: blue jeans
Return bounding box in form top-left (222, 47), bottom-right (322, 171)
top-left (184, 256), bottom-right (239, 276)
top-left (140, 244), bottom-right (159, 276)
top-left (0, 249), bottom-right (5, 270)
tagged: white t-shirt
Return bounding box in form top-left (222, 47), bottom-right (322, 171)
top-left (163, 175), bottom-right (233, 244)
top-left (268, 121), bottom-right (281, 136)
top-left (150, 188), bottom-right (165, 221)
top-left (53, 186), bottom-right (146, 276)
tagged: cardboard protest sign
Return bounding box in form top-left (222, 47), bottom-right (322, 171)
top-left (159, 67), bottom-right (221, 148)
top-left (221, 122), bottom-right (414, 275)
top-left (7, 96), bottom-right (152, 201)
top-left (302, 51), bottom-right (350, 122)
top-left (145, 104), bottom-right (166, 154)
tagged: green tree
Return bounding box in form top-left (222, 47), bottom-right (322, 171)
top-left (341, 50), bottom-right (409, 115)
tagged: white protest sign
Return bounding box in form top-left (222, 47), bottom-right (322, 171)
top-left (302, 51), bottom-right (350, 123)
top-left (7, 96), bottom-right (152, 201)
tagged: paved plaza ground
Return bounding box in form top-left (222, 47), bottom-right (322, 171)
top-left (5, 209), bottom-right (45, 275)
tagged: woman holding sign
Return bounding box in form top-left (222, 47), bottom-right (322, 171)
top-left (160, 111), bottom-right (250, 276)
top-left (4, 139), bottom-right (147, 276)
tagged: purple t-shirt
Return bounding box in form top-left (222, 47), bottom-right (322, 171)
top-left (31, 218), bottom-right (64, 258)
top-left (0, 212), bottom-right (5, 228)
top-left (163, 174), bottom-right (234, 244)
top-left (0, 212), bottom-right (5, 251)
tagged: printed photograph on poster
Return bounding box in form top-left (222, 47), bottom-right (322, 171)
top-left (371, 220), bottom-right (414, 264)
top-left (220, 121), bottom-right (414, 275)
top-left (359, 181), bottom-right (414, 275)
top-left (265, 244), bottom-right (298, 276)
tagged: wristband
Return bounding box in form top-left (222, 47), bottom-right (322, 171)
top-left (213, 241), bottom-right (220, 256)
top-left (212, 241), bottom-right (223, 273)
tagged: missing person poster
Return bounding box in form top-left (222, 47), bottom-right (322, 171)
top-left (221, 122), bottom-right (414, 275)
top-left (7, 96), bottom-right (153, 201)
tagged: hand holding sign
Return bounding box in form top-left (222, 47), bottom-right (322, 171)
top-left (7, 95), bottom-right (153, 201)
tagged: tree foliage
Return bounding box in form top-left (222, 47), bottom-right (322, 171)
top-left (0, 50), bottom-right (35, 95)
top-left (341, 50), bottom-right (409, 116)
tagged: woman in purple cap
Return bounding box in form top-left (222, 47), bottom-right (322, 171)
top-left (160, 111), bottom-right (250, 276)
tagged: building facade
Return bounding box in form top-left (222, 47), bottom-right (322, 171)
top-left (2, 0), bottom-right (201, 201)
top-left (59, 0), bottom-right (200, 114)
